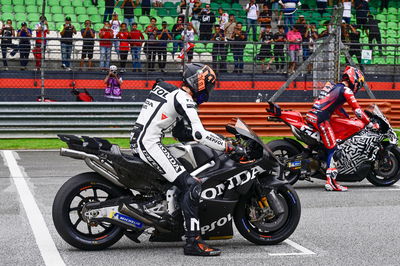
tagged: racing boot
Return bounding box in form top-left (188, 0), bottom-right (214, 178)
top-left (324, 168), bottom-right (348, 192)
top-left (183, 236), bottom-right (221, 256)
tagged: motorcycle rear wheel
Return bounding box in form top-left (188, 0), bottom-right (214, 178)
top-left (234, 184), bottom-right (301, 245)
top-left (367, 148), bottom-right (400, 186)
top-left (267, 140), bottom-right (301, 185)
top-left (52, 172), bottom-right (128, 250)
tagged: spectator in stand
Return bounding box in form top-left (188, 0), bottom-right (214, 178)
top-left (104, 65), bottom-right (123, 101)
top-left (116, 0), bottom-right (139, 28)
top-left (177, 0), bottom-right (187, 15)
top-left (245, 0), bottom-right (259, 42)
top-left (60, 17), bottom-right (76, 71)
top-left (256, 24), bottom-right (274, 73)
top-left (172, 16), bottom-right (185, 58)
top-left (33, 17), bottom-right (49, 71)
top-left (366, 14), bottom-right (382, 55)
top-left (296, 15), bottom-right (310, 63)
top-left (191, 0), bottom-right (202, 34)
top-left (110, 12), bottom-right (121, 55)
top-left (157, 21), bottom-right (172, 72)
top-left (224, 14), bottom-right (237, 53)
top-left (99, 21), bottom-right (114, 70)
top-left (279, 0), bottom-right (301, 33)
top-left (318, 20), bottom-right (330, 38)
top-left (355, 0), bottom-right (369, 33)
top-left (181, 23), bottom-right (196, 63)
top-left (142, 0), bottom-right (151, 16)
top-left (273, 25), bottom-right (286, 72)
top-left (199, 4), bottom-right (216, 41)
top-left (231, 22), bottom-right (247, 74)
top-left (304, 22), bottom-right (319, 72)
top-left (316, 0), bottom-right (328, 17)
top-left (211, 24), bottom-right (227, 72)
top-left (0, 19), bottom-right (16, 70)
top-left (80, 20), bottom-right (95, 70)
top-left (16, 22), bottom-right (32, 70)
top-left (286, 24), bottom-right (302, 74)
top-left (380, 0), bottom-right (389, 11)
top-left (343, 23), bottom-right (363, 71)
top-left (271, 0), bottom-right (282, 24)
top-left (144, 17), bottom-right (158, 71)
top-left (129, 22), bottom-right (144, 72)
top-left (116, 22), bottom-right (130, 72)
top-left (104, 0), bottom-right (116, 23)
top-left (218, 8), bottom-right (229, 29)
top-left (258, 4), bottom-right (272, 33)
top-left (342, 0), bottom-right (352, 24)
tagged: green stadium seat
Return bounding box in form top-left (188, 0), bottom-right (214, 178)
top-left (84, 0), bottom-right (93, 7)
top-left (387, 14), bottom-right (397, 22)
top-left (134, 8), bottom-right (142, 17)
top-left (1, 5), bottom-right (13, 13)
top-left (14, 5), bottom-right (26, 13)
top-left (72, 0), bottom-right (83, 7)
top-left (60, 0), bottom-right (71, 7)
top-left (168, 8), bottom-right (178, 17)
top-left (44, 13), bottom-right (52, 21)
top-left (51, 6), bottom-right (63, 14)
top-left (139, 16), bottom-right (150, 25)
top-left (13, 0), bottom-right (24, 5)
top-left (195, 43), bottom-right (206, 53)
top-left (0, 0), bottom-right (12, 5)
top-left (1, 13), bottom-right (14, 21)
top-left (15, 13), bottom-right (27, 22)
top-left (63, 6), bottom-right (75, 15)
top-left (87, 6), bottom-right (98, 15)
top-left (150, 8), bottom-right (157, 16)
top-left (78, 14), bottom-right (90, 24)
top-left (97, 0), bottom-right (105, 7)
top-left (90, 15), bottom-right (102, 24)
top-left (387, 22), bottom-right (398, 30)
top-left (386, 38), bottom-right (397, 44)
top-left (232, 3), bottom-right (242, 10)
top-left (53, 13), bottom-right (65, 22)
top-left (75, 7), bottom-right (87, 15)
top-left (157, 8), bottom-right (168, 17)
top-left (94, 23), bottom-right (103, 31)
top-left (48, 0), bottom-right (60, 7)
top-left (47, 22), bottom-right (56, 30)
top-left (163, 16), bottom-right (175, 26)
top-left (163, 2), bottom-right (174, 9)
top-left (26, 5), bottom-right (38, 13)
top-left (220, 3), bottom-right (231, 11)
top-left (27, 13), bottom-right (40, 23)
top-left (376, 14), bottom-right (386, 22)
top-left (206, 42), bottom-right (213, 52)
top-left (69, 14), bottom-right (78, 23)
top-left (99, 7), bottom-right (105, 15)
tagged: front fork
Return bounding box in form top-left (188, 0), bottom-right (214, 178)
top-left (254, 181), bottom-right (285, 216)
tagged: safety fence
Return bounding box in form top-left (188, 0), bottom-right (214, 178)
top-left (0, 99), bottom-right (398, 138)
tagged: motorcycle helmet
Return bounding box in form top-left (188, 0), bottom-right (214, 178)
top-left (182, 63), bottom-right (216, 105)
top-left (342, 66), bottom-right (365, 93)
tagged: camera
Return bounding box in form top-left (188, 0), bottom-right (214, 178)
top-left (111, 70), bottom-right (117, 75)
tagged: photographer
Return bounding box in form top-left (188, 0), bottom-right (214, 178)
top-left (157, 21), bottom-right (172, 72)
top-left (104, 65), bottom-right (123, 101)
top-left (171, 16), bottom-right (185, 59)
top-left (211, 24), bottom-right (227, 73)
top-left (231, 22), bottom-right (247, 74)
top-left (80, 20), bottom-right (95, 70)
top-left (60, 17), bottom-right (77, 71)
top-left (33, 16), bottom-right (49, 71)
top-left (17, 22), bottom-right (32, 70)
top-left (0, 19), bottom-right (16, 70)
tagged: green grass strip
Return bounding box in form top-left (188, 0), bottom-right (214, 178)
top-left (0, 136), bottom-right (289, 150)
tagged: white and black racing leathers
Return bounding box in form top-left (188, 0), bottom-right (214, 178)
top-left (130, 81), bottom-right (226, 237)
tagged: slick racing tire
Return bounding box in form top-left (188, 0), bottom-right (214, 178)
top-left (367, 147), bottom-right (400, 186)
top-left (234, 184), bottom-right (301, 245)
top-left (52, 172), bottom-right (127, 250)
top-left (267, 140), bottom-right (301, 185)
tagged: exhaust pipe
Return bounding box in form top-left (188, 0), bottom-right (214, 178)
top-left (60, 148), bottom-right (124, 188)
top-left (119, 203), bottom-right (170, 233)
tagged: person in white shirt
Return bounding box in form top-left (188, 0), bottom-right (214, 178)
top-left (342, 0), bottom-right (352, 24)
top-left (245, 0), bottom-right (259, 42)
top-left (181, 23), bottom-right (196, 63)
top-left (218, 8), bottom-right (229, 29)
top-left (109, 12), bottom-right (121, 55)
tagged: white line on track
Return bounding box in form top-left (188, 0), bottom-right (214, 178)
top-left (267, 239), bottom-right (316, 256)
top-left (1, 150), bottom-right (65, 266)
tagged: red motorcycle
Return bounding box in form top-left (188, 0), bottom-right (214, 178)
top-left (266, 102), bottom-right (400, 186)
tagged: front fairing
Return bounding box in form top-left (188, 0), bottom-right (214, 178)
top-left (368, 105), bottom-right (398, 145)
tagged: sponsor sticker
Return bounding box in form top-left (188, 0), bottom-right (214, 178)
top-left (113, 213), bottom-right (143, 229)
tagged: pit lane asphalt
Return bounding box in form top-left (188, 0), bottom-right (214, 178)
top-left (2, 150), bottom-right (400, 266)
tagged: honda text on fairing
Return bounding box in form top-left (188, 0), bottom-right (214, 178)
top-left (266, 102), bottom-right (400, 186)
top-left (52, 118), bottom-right (301, 251)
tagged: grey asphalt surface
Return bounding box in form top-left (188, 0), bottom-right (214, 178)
top-left (2, 150), bottom-right (400, 265)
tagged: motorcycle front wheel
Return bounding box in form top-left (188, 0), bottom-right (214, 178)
top-left (234, 184), bottom-right (301, 245)
top-left (52, 172), bottom-right (128, 250)
top-left (367, 147), bottom-right (400, 186)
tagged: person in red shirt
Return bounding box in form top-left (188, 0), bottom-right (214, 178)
top-left (129, 22), bottom-right (144, 72)
top-left (33, 16), bottom-right (50, 70)
top-left (116, 23), bottom-right (130, 72)
top-left (99, 21), bottom-right (114, 70)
